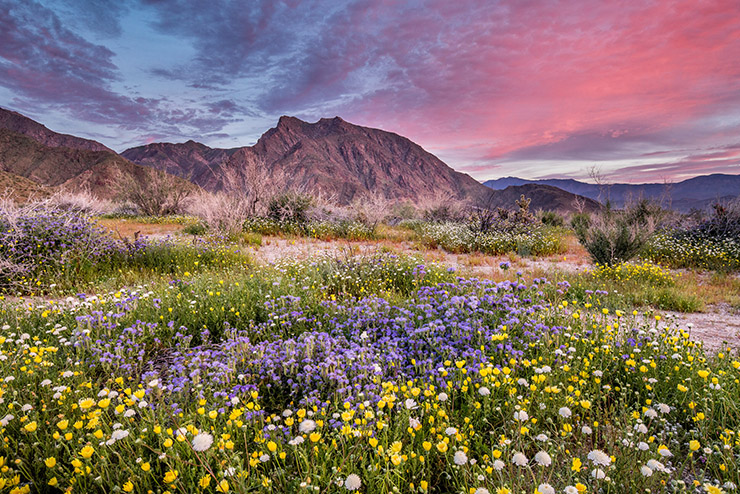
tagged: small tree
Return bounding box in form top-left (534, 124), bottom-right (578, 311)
top-left (114, 169), bottom-right (191, 216)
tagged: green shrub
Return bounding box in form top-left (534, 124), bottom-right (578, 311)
top-left (267, 192), bottom-right (313, 223)
top-left (574, 204), bottom-right (656, 266)
top-left (182, 222), bottom-right (208, 235)
top-left (540, 210), bottom-right (564, 227)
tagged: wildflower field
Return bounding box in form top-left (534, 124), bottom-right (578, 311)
top-left (1, 207), bottom-right (740, 494)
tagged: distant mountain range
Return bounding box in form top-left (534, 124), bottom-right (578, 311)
top-left (4, 106), bottom-right (732, 214)
top-left (484, 175), bottom-right (740, 212)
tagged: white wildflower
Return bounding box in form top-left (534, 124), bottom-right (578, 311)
top-left (534, 451), bottom-right (552, 466)
top-left (537, 483), bottom-right (555, 494)
top-left (192, 432), bottom-right (214, 452)
top-left (587, 449), bottom-right (611, 466)
top-left (454, 450), bottom-right (468, 465)
top-left (344, 473), bottom-right (361, 491)
top-left (111, 429), bottom-right (129, 441)
top-left (299, 419), bottom-right (316, 433)
top-left (512, 452), bottom-right (528, 466)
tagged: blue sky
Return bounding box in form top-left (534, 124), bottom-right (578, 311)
top-left (1, 0), bottom-right (740, 183)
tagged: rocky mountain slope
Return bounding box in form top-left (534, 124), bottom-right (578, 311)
top-left (0, 108), bottom-right (190, 199)
top-left (123, 116), bottom-right (490, 204)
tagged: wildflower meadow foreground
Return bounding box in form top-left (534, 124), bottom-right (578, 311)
top-left (1, 250), bottom-right (739, 494)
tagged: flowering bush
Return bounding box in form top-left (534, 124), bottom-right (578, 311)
top-left (0, 203), bottom-right (245, 293)
top-left (645, 231), bottom-right (740, 271)
top-left (410, 222), bottom-right (565, 256)
top-left (1, 256), bottom-right (738, 493)
top-left (244, 217), bottom-right (377, 241)
top-left (643, 201), bottom-right (740, 271)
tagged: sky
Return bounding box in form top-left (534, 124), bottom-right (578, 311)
top-left (1, 0), bottom-right (739, 183)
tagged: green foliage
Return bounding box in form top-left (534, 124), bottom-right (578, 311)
top-left (182, 222), bottom-right (208, 235)
top-left (267, 192), bottom-right (313, 224)
top-left (415, 222), bottom-right (566, 257)
top-left (570, 212), bottom-right (590, 232)
top-left (243, 217), bottom-right (377, 241)
top-left (540, 210), bottom-right (564, 227)
top-left (574, 203), bottom-right (657, 266)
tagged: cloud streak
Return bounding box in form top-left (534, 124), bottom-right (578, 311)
top-left (0, 0), bottom-right (739, 181)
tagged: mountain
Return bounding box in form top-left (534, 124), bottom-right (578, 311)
top-left (0, 108), bottom-right (191, 199)
top-left (0, 170), bottom-right (53, 201)
top-left (486, 184), bottom-right (601, 213)
top-left (0, 108), bottom-right (596, 212)
top-left (484, 175), bottom-right (740, 212)
top-left (0, 108), bottom-right (111, 152)
top-left (123, 115), bottom-right (598, 212)
top-left (123, 116), bottom-right (487, 204)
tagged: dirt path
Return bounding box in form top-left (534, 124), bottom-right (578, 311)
top-left (655, 305), bottom-right (740, 351)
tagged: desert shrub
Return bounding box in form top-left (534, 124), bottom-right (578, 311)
top-left (187, 190), bottom-right (253, 236)
top-left (574, 203), bottom-right (657, 266)
top-left (0, 199), bottom-right (120, 291)
top-left (268, 192), bottom-right (313, 223)
top-left (570, 212), bottom-right (590, 232)
top-left (468, 194), bottom-right (536, 235)
top-left (389, 201), bottom-right (418, 222)
top-left (47, 189), bottom-right (113, 215)
top-left (540, 210), bottom-right (564, 227)
top-left (113, 169), bottom-right (191, 216)
top-left (103, 202), bottom-right (140, 217)
top-left (182, 222), bottom-right (208, 236)
top-left (0, 199), bottom-right (245, 293)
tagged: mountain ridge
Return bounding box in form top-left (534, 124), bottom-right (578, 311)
top-left (484, 174), bottom-right (740, 212)
top-left (123, 115), bottom-right (492, 205)
top-left (0, 107), bottom-right (192, 199)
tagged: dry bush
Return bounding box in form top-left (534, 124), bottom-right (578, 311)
top-left (188, 157), bottom-right (286, 234)
top-left (47, 188), bottom-right (113, 216)
top-left (417, 193), bottom-right (467, 222)
top-left (306, 192), bottom-right (353, 222)
top-left (113, 169), bottom-right (191, 216)
top-left (350, 191), bottom-right (391, 229)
